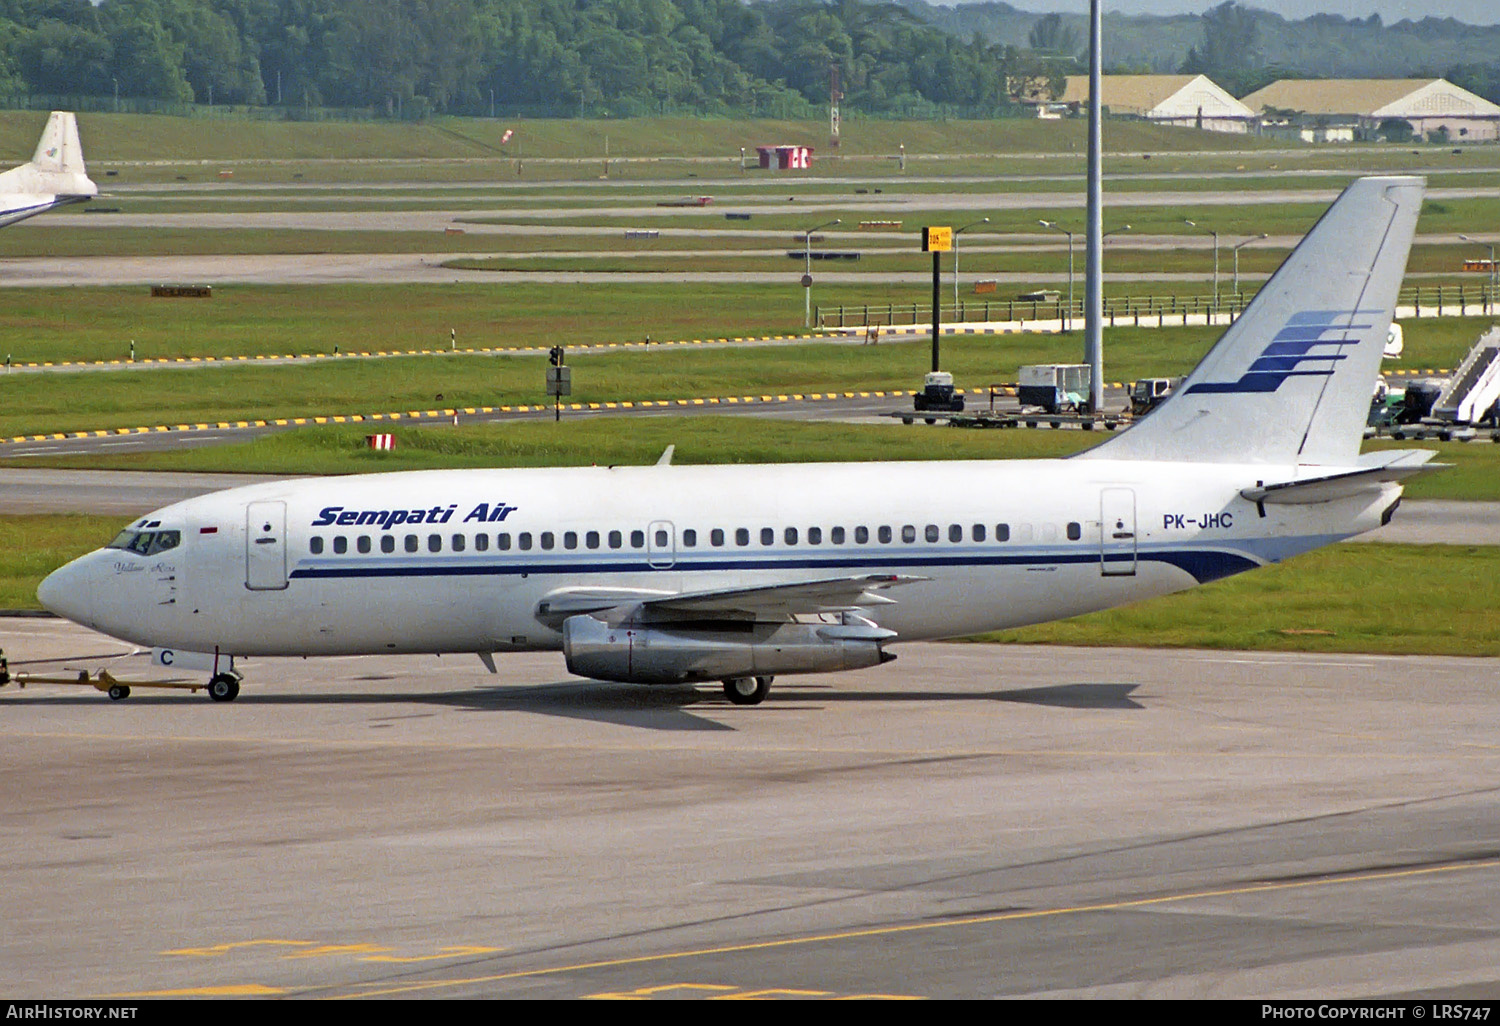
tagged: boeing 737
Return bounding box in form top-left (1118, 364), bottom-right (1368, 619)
top-left (37, 176), bottom-right (1436, 705)
top-left (0, 111), bottom-right (96, 227)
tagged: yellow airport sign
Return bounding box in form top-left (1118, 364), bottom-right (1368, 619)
top-left (922, 225), bottom-right (952, 252)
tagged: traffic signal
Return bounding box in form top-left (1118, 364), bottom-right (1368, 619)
top-left (549, 346), bottom-right (564, 366)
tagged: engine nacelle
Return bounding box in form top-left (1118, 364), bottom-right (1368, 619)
top-left (562, 614), bottom-right (894, 685)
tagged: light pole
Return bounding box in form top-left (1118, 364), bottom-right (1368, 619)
top-left (953, 218), bottom-right (989, 312)
top-left (802, 218), bottom-right (840, 328)
top-left (1232, 233), bottom-right (1268, 299)
top-left (1039, 219), bottom-right (1075, 330)
top-left (1185, 219), bottom-right (1220, 305)
top-left (1459, 234), bottom-right (1497, 313)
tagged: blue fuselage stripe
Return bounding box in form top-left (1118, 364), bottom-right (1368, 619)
top-left (287, 548), bottom-right (1260, 585)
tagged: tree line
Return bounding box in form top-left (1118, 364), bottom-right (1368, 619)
top-left (5, 1), bottom-right (1497, 120)
top-left (0, 0), bottom-right (1077, 118)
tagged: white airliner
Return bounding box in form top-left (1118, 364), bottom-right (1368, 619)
top-left (0, 111), bottom-right (97, 227)
top-left (38, 177), bottom-right (1436, 705)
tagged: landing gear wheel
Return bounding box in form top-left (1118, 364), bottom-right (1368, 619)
top-left (723, 675), bottom-right (773, 706)
top-left (208, 674), bottom-right (240, 703)
top-left (107, 684), bottom-right (130, 701)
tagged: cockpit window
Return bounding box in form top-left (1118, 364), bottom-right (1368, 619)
top-left (106, 529), bottom-right (181, 555)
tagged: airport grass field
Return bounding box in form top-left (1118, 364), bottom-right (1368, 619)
top-left (2, 110), bottom-right (1496, 654)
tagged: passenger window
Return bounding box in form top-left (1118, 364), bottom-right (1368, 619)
top-left (357, 535), bottom-right (371, 554)
top-left (540, 532), bottom-right (554, 550)
top-left (654, 529), bottom-right (668, 548)
top-left (735, 528), bottom-right (749, 546)
top-left (682, 529), bottom-right (696, 547)
top-left (711, 529), bottom-right (724, 547)
top-left (972, 524), bottom-right (986, 542)
top-left (428, 534), bottom-right (442, 553)
top-left (310, 536), bottom-right (324, 555)
top-left (855, 526), bottom-right (869, 544)
top-left (564, 531), bottom-right (577, 550)
top-left (949, 524), bottom-right (962, 543)
top-left (518, 533), bottom-right (533, 550)
top-left (1067, 522), bottom-right (1082, 541)
top-left (475, 534), bottom-right (488, 552)
top-left (498, 533), bottom-right (511, 550)
top-left (608, 530), bottom-right (622, 549)
top-left (381, 535), bottom-right (395, 554)
top-left (996, 524), bottom-right (1010, 542)
top-left (761, 528), bottom-right (774, 546)
top-left (785, 527), bottom-right (798, 545)
top-left (452, 534), bottom-right (465, 552)
top-left (831, 527), bottom-right (844, 544)
top-left (585, 531), bottom-right (599, 549)
top-left (878, 526), bottom-right (892, 544)
top-left (903, 525), bottom-right (917, 544)
top-left (334, 536), bottom-right (348, 555)
top-left (630, 530), bottom-right (645, 549)
top-left (807, 527), bottom-right (821, 545)
top-left (405, 535), bottom-right (418, 553)
top-left (924, 525), bottom-right (939, 543)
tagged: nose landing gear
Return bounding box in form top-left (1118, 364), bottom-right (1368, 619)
top-left (207, 672), bottom-right (242, 702)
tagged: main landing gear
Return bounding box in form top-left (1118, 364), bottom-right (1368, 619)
top-left (723, 675), bottom-right (773, 706)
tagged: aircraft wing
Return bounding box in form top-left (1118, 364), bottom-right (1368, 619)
top-left (639, 573), bottom-right (924, 617)
top-left (536, 573), bottom-right (925, 625)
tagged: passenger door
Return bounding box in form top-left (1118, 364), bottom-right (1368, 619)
top-left (1100, 488), bottom-right (1137, 577)
top-left (245, 501), bottom-right (288, 590)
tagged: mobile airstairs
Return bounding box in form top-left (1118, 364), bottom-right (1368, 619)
top-left (1430, 325), bottom-right (1500, 433)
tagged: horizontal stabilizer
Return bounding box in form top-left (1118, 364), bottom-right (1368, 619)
top-left (1241, 451), bottom-right (1444, 505)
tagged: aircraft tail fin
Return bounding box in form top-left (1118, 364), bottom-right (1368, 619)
top-left (31, 111), bottom-right (87, 176)
top-left (1081, 176), bottom-right (1424, 467)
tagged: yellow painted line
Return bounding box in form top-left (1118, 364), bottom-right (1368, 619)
top-left (329, 857), bottom-right (1500, 1000)
top-left (165, 940), bottom-right (315, 957)
top-left (110, 985), bottom-right (286, 998)
top-left (362, 946), bottom-right (506, 964)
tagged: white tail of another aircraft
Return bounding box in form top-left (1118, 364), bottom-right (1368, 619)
top-left (1082, 176), bottom-right (1424, 468)
top-left (0, 111), bottom-right (98, 227)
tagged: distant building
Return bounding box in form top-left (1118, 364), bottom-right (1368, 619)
top-left (1242, 79), bottom-right (1500, 143)
top-left (1049, 74), bottom-right (1256, 133)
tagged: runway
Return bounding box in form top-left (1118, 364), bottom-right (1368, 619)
top-left (0, 618), bottom-right (1496, 999)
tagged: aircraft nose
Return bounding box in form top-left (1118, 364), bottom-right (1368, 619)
top-left (37, 557), bottom-right (97, 626)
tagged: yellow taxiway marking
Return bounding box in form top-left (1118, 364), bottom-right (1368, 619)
top-left (585, 983), bottom-right (738, 999)
top-left (328, 857), bottom-right (1500, 999)
top-left (111, 984), bottom-right (286, 997)
top-left (281, 943), bottom-right (392, 959)
top-left (361, 946), bottom-right (506, 963)
top-left (165, 940), bottom-right (316, 957)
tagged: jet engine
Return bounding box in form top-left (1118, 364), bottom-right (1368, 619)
top-left (562, 613), bottom-right (895, 685)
